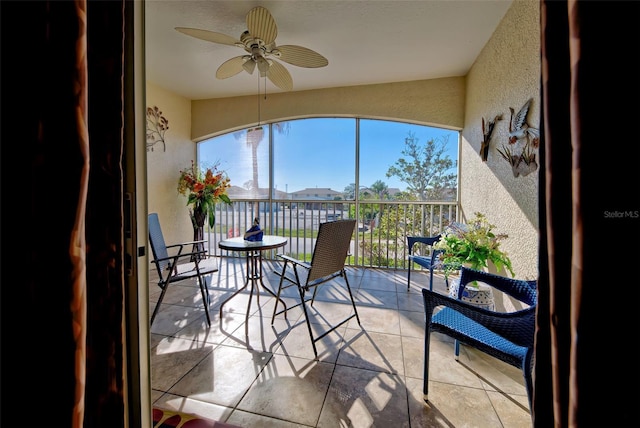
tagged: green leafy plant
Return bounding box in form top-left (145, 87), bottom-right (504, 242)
top-left (434, 212), bottom-right (515, 280)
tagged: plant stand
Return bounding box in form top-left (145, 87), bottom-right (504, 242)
top-left (448, 278), bottom-right (495, 311)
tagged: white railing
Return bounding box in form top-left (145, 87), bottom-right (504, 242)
top-left (207, 199), bottom-right (459, 269)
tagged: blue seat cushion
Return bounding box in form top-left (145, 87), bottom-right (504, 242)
top-left (431, 307), bottom-right (527, 365)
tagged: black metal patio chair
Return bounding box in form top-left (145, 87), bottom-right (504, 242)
top-left (148, 212), bottom-right (218, 326)
top-left (422, 266), bottom-right (537, 411)
top-left (271, 219), bottom-right (361, 358)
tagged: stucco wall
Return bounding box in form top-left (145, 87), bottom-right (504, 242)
top-left (190, 77), bottom-right (465, 141)
top-left (146, 81), bottom-right (197, 246)
top-left (462, 0), bottom-right (540, 279)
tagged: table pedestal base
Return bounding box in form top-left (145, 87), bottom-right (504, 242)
top-left (219, 249), bottom-right (285, 323)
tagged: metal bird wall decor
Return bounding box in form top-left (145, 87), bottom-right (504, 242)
top-left (480, 114), bottom-right (502, 161)
top-left (497, 98), bottom-right (540, 177)
top-left (497, 143), bottom-right (538, 177)
top-left (508, 98), bottom-right (539, 147)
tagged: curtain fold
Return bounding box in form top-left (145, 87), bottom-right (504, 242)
top-left (71, 0), bottom-right (90, 426)
top-left (84, 1), bottom-right (127, 426)
top-left (2, 1), bottom-right (88, 426)
top-left (538, 1), bottom-right (639, 426)
top-left (1, 1), bottom-right (127, 427)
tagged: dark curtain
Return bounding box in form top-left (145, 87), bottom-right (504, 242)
top-left (3, 0), bottom-right (640, 427)
top-left (536, 1), bottom-right (639, 426)
top-left (84, 1), bottom-right (127, 426)
top-left (1, 1), bottom-right (128, 427)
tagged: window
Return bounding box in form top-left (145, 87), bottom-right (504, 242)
top-left (273, 118), bottom-right (355, 198)
top-left (199, 127), bottom-right (271, 199)
top-left (198, 118), bottom-right (458, 202)
top-left (360, 119), bottom-right (458, 201)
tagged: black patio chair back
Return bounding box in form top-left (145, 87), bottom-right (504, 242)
top-left (307, 219), bottom-right (356, 282)
top-left (148, 213), bottom-right (218, 326)
top-left (422, 267), bottom-right (537, 413)
top-left (271, 219), bottom-right (361, 357)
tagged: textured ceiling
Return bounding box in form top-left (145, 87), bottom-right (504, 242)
top-left (145, 0), bottom-right (513, 100)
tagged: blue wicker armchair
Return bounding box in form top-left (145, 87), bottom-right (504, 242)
top-left (422, 267), bottom-right (537, 411)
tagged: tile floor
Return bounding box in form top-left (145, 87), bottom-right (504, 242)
top-left (150, 256), bottom-right (532, 427)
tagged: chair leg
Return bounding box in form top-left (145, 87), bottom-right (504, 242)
top-left (342, 272), bottom-right (360, 325)
top-left (196, 274), bottom-right (211, 326)
top-left (303, 271), bottom-right (360, 358)
top-left (407, 265), bottom-right (412, 291)
top-left (271, 260), bottom-right (290, 324)
top-left (423, 330), bottom-right (431, 403)
top-left (297, 285), bottom-right (319, 358)
top-left (524, 352), bottom-right (534, 411)
top-left (150, 284), bottom-right (168, 326)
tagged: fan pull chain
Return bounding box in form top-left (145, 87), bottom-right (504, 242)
top-left (257, 73), bottom-right (261, 127)
top-left (264, 74), bottom-right (267, 100)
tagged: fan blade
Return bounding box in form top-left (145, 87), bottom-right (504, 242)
top-left (175, 27), bottom-right (240, 46)
top-left (246, 6), bottom-right (277, 45)
top-left (216, 56), bottom-right (246, 79)
top-left (276, 45), bottom-right (328, 68)
top-left (266, 60), bottom-right (293, 91)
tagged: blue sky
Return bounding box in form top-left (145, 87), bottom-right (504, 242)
top-left (199, 118), bottom-right (459, 193)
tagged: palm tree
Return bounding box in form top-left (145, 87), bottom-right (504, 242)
top-left (370, 180), bottom-right (389, 200)
top-left (246, 126), bottom-right (264, 197)
top-left (234, 122), bottom-right (290, 216)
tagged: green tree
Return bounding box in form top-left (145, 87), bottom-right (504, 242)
top-left (370, 180), bottom-right (389, 200)
top-left (386, 132), bottom-right (457, 200)
top-left (343, 183), bottom-right (357, 200)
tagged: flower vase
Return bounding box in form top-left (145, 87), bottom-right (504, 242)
top-left (448, 276), bottom-right (495, 311)
top-left (190, 207), bottom-right (207, 262)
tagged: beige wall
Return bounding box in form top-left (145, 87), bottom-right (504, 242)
top-left (190, 77), bottom-right (465, 141)
top-left (146, 81), bottom-right (197, 246)
top-left (461, 0), bottom-right (540, 280)
top-left (146, 0), bottom-right (540, 280)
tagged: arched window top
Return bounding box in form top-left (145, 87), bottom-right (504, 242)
top-left (198, 117), bottom-right (458, 202)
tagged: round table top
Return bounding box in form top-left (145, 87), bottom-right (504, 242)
top-left (218, 235), bottom-right (288, 252)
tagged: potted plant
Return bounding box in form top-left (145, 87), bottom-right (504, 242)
top-left (434, 212), bottom-right (515, 297)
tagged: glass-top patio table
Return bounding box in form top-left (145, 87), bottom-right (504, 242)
top-left (217, 235), bottom-right (288, 320)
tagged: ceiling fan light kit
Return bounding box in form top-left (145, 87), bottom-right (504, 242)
top-left (176, 6), bottom-right (328, 91)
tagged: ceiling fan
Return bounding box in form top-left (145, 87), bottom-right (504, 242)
top-left (175, 6), bottom-right (328, 92)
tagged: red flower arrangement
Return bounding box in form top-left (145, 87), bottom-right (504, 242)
top-left (177, 161), bottom-right (232, 228)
